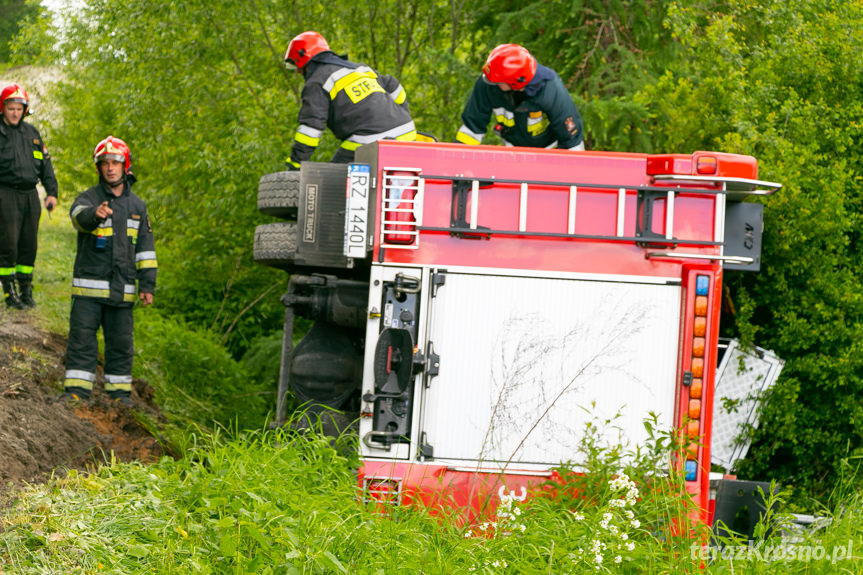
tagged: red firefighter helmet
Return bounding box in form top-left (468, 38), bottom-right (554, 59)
top-left (93, 136), bottom-right (132, 174)
top-left (284, 31), bottom-right (330, 71)
top-left (1, 83), bottom-right (30, 114)
top-left (482, 44), bottom-right (537, 90)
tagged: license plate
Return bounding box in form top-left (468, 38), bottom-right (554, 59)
top-left (345, 164), bottom-right (371, 258)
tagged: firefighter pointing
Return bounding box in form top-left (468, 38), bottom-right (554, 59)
top-left (61, 136), bottom-right (157, 405)
top-left (0, 83), bottom-right (59, 309)
top-left (456, 44), bottom-right (585, 151)
top-left (284, 31), bottom-right (417, 168)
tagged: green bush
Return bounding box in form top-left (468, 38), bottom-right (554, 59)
top-left (134, 311), bottom-right (271, 430)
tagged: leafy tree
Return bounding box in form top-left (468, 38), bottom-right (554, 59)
top-left (0, 0), bottom-right (37, 63)
top-left (646, 0), bottom-right (863, 498)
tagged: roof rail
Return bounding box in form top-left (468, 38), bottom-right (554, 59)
top-left (652, 174), bottom-right (782, 199)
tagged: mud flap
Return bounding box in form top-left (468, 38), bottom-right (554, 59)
top-left (712, 479), bottom-right (778, 541)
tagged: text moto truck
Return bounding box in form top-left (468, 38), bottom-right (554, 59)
top-left (253, 140), bottom-right (782, 528)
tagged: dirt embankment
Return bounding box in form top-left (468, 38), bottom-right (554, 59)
top-left (0, 308), bottom-right (165, 493)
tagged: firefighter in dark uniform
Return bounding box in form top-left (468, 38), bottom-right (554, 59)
top-left (456, 44), bottom-right (585, 151)
top-left (61, 136), bottom-right (157, 405)
top-left (0, 83), bottom-right (59, 309)
top-left (284, 31), bottom-right (416, 168)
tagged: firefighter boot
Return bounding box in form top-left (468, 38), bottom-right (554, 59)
top-left (1, 276), bottom-right (26, 310)
top-left (16, 273), bottom-right (36, 309)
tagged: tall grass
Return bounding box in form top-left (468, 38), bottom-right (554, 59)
top-left (2, 420), bottom-right (860, 574)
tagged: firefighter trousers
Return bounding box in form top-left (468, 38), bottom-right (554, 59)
top-left (0, 187), bottom-right (40, 272)
top-left (64, 298), bottom-right (134, 394)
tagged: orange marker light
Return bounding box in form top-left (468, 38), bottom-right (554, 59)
top-left (689, 399), bottom-right (702, 419)
top-left (690, 378), bottom-right (703, 399)
top-left (691, 358), bottom-right (704, 378)
top-left (694, 316), bottom-right (706, 337)
top-left (687, 420), bottom-right (700, 438)
top-left (695, 296), bottom-right (708, 316)
top-left (697, 156), bottom-right (717, 175)
top-left (692, 337), bottom-right (705, 358)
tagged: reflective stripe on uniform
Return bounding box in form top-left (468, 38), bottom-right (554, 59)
top-left (93, 218), bottom-right (114, 237)
top-left (64, 369), bottom-right (96, 391)
top-left (72, 277), bottom-right (110, 298)
top-left (71, 205), bottom-right (90, 232)
top-left (389, 85), bottom-right (407, 105)
top-left (124, 284), bottom-right (137, 302)
top-left (104, 374), bottom-right (133, 392)
top-left (456, 125), bottom-right (483, 145)
top-left (135, 251), bottom-right (158, 270)
top-left (0, 267), bottom-right (15, 277)
top-left (340, 140), bottom-right (362, 151)
top-left (295, 124), bottom-right (322, 147)
top-left (526, 111), bottom-right (549, 136)
top-left (492, 107), bottom-right (515, 127)
top-left (15, 265), bottom-right (34, 274)
top-left (324, 67), bottom-right (383, 102)
top-left (343, 121), bottom-right (417, 147)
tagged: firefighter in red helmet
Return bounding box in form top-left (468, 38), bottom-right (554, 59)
top-left (284, 31), bottom-right (416, 168)
top-left (0, 83), bottom-right (59, 309)
top-left (456, 44), bottom-right (585, 151)
top-left (61, 136), bottom-right (157, 405)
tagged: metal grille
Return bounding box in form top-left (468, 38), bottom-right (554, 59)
top-left (711, 339), bottom-right (785, 472)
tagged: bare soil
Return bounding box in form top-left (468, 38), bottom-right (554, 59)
top-left (0, 308), bottom-right (166, 495)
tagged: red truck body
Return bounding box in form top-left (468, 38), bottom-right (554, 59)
top-left (255, 140), bottom-right (780, 527)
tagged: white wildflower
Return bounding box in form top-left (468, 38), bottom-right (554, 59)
top-left (626, 542), bottom-right (635, 551)
top-left (631, 519), bottom-right (641, 529)
top-left (614, 555), bottom-right (622, 564)
top-left (573, 511), bottom-right (585, 521)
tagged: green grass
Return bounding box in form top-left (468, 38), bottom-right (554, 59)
top-left (31, 207), bottom-right (76, 335)
top-left (1, 422), bottom-right (861, 574)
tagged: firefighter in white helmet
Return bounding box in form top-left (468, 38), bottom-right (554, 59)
top-left (457, 44), bottom-right (585, 151)
top-left (61, 136), bottom-right (157, 405)
top-left (284, 31), bottom-right (417, 169)
top-left (0, 83), bottom-right (59, 309)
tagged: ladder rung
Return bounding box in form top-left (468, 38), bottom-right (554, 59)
top-left (616, 188), bottom-right (626, 237)
top-left (519, 183), bottom-right (528, 232)
top-left (666, 190), bottom-right (675, 240)
top-left (470, 180), bottom-right (479, 230)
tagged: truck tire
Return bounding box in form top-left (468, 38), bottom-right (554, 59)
top-left (254, 222), bottom-right (298, 271)
top-left (258, 171), bottom-right (300, 219)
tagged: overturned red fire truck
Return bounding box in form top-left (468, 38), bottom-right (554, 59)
top-left (254, 141), bottom-right (782, 527)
